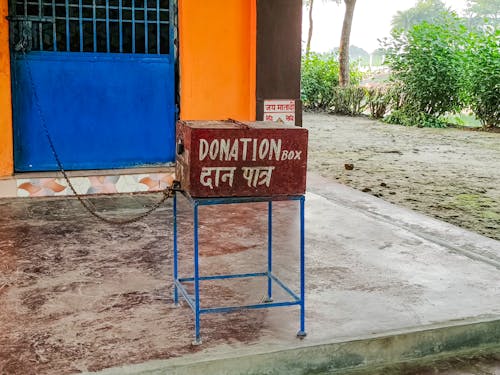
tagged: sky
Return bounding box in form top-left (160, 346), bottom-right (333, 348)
top-left (302, 0), bottom-right (468, 53)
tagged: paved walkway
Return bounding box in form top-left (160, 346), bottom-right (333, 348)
top-left (0, 173), bottom-right (499, 374)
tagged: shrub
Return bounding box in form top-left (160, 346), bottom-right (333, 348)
top-left (366, 86), bottom-right (392, 118)
top-left (301, 52), bottom-right (363, 110)
top-left (464, 27), bottom-right (500, 127)
top-left (363, 83), bottom-right (413, 119)
top-left (384, 108), bottom-right (448, 128)
top-left (384, 15), bottom-right (468, 125)
top-left (330, 86), bottom-right (367, 116)
top-left (378, 12), bottom-right (498, 128)
top-left (385, 83), bottom-right (410, 111)
top-left (301, 52), bottom-right (340, 110)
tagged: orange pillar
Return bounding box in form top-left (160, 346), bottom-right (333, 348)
top-left (0, 0), bottom-right (13, 177)
top-left (178, 0), bottom-right (256, 121)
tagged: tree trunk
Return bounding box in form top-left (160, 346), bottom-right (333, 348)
top-left (306, 0), bottom-right (314, 54)
top-left (339, 0), bottom-right (356, 86)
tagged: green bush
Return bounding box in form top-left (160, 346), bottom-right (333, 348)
top-left (301, 52), bottom-right (362, 110)
top-left (464, 27), bottom-right (500, 127)
top-left (384, 15), bottom-right (467, 124)
top-left (301, 52), bottom-right (340, 110)
top-left (330, 86), bottom-right (367, 116)
top-left (366, 86), bottom-right (392, 118)
top-left (348, 66), bottom-right (363, 86)
top-left (385, 83), bottom-right (409, 111)
top-left (384, 108), bottom-right (448, 128)
top-left (363, 83), bottom-right (414, 119)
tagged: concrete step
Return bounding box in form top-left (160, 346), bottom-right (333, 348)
top-left (87, 318), bottom-right (500, 375)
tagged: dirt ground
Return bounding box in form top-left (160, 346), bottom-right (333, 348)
top-left (305, 112), bottom-right (500, 241)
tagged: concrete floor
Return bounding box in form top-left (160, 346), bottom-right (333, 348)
top-left (1, 172), bottom-right (499, 374)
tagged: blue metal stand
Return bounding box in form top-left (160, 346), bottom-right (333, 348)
top-left (173, 191), bottom-right (306, 344)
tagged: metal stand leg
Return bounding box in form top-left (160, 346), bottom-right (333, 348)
top-left (265, 201), bottom-right (273, 303)
top-left (297, 197), bottom-right (307, 338)
top-left (193, 203), bottom-right (202, 345)
top-left (173, 193), bottom-right (179, 306)
top-left (174, 192), bottom-right (306, 343)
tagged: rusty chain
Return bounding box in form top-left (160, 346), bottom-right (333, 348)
top-left (22, 49), bottom-right (174, 225)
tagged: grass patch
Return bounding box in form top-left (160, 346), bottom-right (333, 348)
top-left (452, 194), bottom-right (495, 208)
top-left (441, 113), bottom-right (482, 128)
top-left (450, 194), bottom-right (499, 221)
top-left (483, 211), bottom-right (500, 221)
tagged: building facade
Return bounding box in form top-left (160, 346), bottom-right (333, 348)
top-left (0, 0), bottom-right (301, 196)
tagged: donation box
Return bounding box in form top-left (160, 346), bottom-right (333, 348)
top-left (176, 120), bottom-right (308, 197)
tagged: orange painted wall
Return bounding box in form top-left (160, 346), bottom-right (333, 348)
top-left (178, 0), bottom-right (256, 121)
top-left (0, 0), bottom-right (13, 177)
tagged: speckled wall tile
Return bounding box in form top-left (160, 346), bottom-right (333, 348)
top-left (17, 178), bottom-right (68, 197)
top-left (16, 172), bottom-right (175, 197)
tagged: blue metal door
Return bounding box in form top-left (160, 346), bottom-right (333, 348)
top-left (10, 0), bottom-right (176, 171)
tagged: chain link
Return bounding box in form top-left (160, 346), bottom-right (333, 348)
top-left (22, 51), bottom-right (174, 225)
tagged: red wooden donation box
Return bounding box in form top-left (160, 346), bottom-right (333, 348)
top-left (176, 120), bottom-right (308, 197)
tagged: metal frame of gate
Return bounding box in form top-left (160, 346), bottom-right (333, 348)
top-left (8, 0), bottom-right (178, 172)
top-left (8, 0), bottom-right (175, 55)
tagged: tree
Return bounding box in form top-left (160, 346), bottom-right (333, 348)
top-left (304, 0), bottom-right (340, 55)
top-left (463, 27), bottom-right (500, 127)
top-left (305, 0), bottom-right (315, 54)
top-left (391, 0), bottom-right (451, 32)
top-left (303, 0), bottom-right (356, 84)
top-left (384, 15), bottom-right (468, 124)
top-left (338, 0), bottom-right (357, 86)
top-left (466, 0), bottom-right (499, 19)
top-left (333, 45), bottom-right (370, 65)
top-left (371, 47), bottom-right (387, 66)
top-left (465, 0), bottom-right (500, 29)
top-left (348, 45), bottom-right (369, 65)
top-left (301, 52), bottom-right (340, 109)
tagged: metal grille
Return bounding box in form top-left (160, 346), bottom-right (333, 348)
top-left (11, 0), bottom-right (170, 54)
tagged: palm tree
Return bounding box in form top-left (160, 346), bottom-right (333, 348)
top-left (305, 0), bottom-right (315, 54)
top-left (304, 0), bottom-right (341, 54)
top-left (465, 0), bottom-right (500, 29)
top-left (391, 10), bottom-right (415, 31)
top-left (339, 0), bottom-right (357, 86)
top-left (390, 0), bottom-right (450, 32)
top-left (304, 0), bottom-right (357, 85)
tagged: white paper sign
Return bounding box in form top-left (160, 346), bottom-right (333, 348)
top-left (263, 99), bottom-right (296, 125)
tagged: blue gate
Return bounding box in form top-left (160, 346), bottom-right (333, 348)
top-left (10, 0), bottom-right (176, 171)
